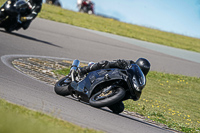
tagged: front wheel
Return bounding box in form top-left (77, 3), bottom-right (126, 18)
top-left (89, 87), bottom-right (125, 108)
top-left (0, 17), bottom-right (5, 28)
top-left (108, 101), bottom-right (124, 114)
top-left (54, 77), bottom-right (71, 96)
top-left (4, 27), bottom-right (12, 33)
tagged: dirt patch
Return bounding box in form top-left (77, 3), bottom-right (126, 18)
top-left (12, 57), bottom-right (70, 85)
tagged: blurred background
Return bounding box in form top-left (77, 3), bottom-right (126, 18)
top-left (44, 0), bottom-right (200, 39)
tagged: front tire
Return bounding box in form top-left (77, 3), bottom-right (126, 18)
top-left (108, 101), bottom-right (124, 114)
top-left (54, 77), bottom-right (71, 96)
top-left (5, 27), bottom-right (12, 33)
top-left (89, 87), bottom-right (125, 108)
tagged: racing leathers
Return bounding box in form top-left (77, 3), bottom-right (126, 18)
top-left (20, 0), bottom-right (42, 30)
top-left (79, 59), bottom-right (135, 75)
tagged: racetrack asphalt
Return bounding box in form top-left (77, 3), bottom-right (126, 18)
top-left (0, 18), bottom-right (199, 133)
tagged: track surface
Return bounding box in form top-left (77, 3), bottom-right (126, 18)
top-left (0, 18), bottom-right (199, 133)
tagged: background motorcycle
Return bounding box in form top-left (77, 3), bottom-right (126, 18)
top-left (54, 60), bottom-right (146, 114)
top-left (0, 0), bottom-right (31, 32)
top-left (45, 0), bottom-right (61, 7)
top-left (79, 1), bottom-right (94, 14)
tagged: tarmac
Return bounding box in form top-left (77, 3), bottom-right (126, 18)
top-left (78, 27), bottom-right (200, 64)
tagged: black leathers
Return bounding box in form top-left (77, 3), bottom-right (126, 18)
top-left (0, 0), bottom-right (42, 30)
top-left (22, 0), bottom-right (42, 29)
top-left (26, 0), bottom-right (42, 20)
top-left (79, 59), bottom-right (135, 75)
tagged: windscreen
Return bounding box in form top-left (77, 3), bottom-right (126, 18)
top-left (127, 64), bottom-right (146, 91)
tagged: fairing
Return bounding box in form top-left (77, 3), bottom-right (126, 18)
top-left (127, 64), bottom-right (146, 91)
top-left (70, 68), bottom-right (127, 102)
top-left (69, 64), bottom-right (146, 102)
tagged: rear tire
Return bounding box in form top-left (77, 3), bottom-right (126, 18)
top-left (54, 77), bottom-right (71, 96)
top-left (89, 87), bottom-right (125, 108)
top-left (88, 10), bottom-right (93, 14)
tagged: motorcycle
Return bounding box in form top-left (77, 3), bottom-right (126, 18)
top-left (54, 59), bottom-right (146, 114)
top-left (79, 0), bottom-right (94, 14)
top-left (0, 0), bottom-right (31, 32)
top-left (46, 0), bottom-right (61, 7)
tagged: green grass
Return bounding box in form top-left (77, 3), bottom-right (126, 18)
top-left (0, 99), bottom-right (102, 133)
top-left (53, 68), bottom-right (70, 76)
top-left (54, 68), bottom-right (200, 133)
top-left (37, 4), bottom-right (200, 53)
top-left (124, 71), bottom-right (200, 132)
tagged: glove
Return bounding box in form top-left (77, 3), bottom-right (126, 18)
top-left (20, 17), bottom-right (27, 22)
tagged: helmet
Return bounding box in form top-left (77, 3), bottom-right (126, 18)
top-left (14, 0), bottom-right (28, 9)
top-left (136, 58), bottom-right (150, 76)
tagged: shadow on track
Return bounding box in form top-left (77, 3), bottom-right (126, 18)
top-left (64, 96), bottom-right (171, 133)
top-left (0, 30), bottom-right (62, 48)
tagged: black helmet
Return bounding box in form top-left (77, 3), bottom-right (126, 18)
top-left (136, 58), bottom-right (150, 76)
top-left (14, 0), bottom-right (28, 9)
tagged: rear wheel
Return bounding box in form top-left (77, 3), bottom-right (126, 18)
top-left (88, 10), bottom-right (93, 14)
top-left (54, 77), bottom-right (71, 96)
top-left (89, 86), bottom-right (125, 108)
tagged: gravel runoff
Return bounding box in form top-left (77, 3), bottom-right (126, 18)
top-left (11, 57), bottom-right (180, 133)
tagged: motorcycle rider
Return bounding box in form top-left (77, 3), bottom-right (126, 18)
top-left (79, 58), bottom-right (150, 98)
top-left (78, 0), bottom-right (94, 14)
top-left (19, 0), bottom-right (42, 30)
top-left (79, 58), bottom-right (150, 77)
top-left (0, 0), bottom-right (42, 30)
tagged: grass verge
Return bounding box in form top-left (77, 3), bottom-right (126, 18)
top-left (0, 98), bottom-right (102, 133)
top-left (124, 71), bottom-right (200, 133)
top-left (54, 68), bottom-right (200, 133)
